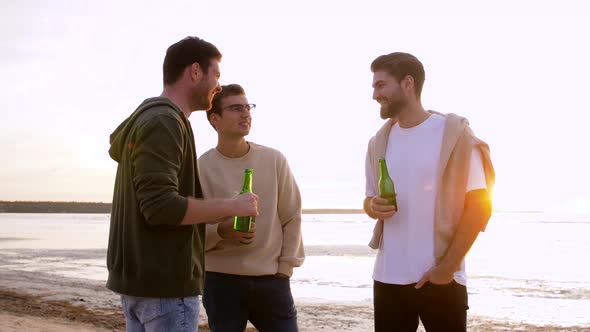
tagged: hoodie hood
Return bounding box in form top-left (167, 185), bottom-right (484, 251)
top-left (109, 97), bottom-right (182, 162)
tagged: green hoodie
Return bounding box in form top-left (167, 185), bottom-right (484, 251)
top-left (106, 97), bottom-right (205, 298)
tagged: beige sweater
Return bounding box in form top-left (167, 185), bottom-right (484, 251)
top-left (367, 112), bottom-right (495, 261)
top-left (198, 143), bottom-right (304, 277)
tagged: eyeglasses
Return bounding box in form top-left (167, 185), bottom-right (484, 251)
top-left (221, 103), bottom-right (256, 113)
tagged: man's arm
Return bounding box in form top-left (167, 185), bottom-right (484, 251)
top-left (416, 147), bottom-right (492, 288)
top-left (437, 146), bottom-right (492, 274)
top-left (415, 189), bottom-right (491, 287)
top-left (180, 193), bottom-right (258, 225)
top-left (439, 189), bottom-right (491, 271)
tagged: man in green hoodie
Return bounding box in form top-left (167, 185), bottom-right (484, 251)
top-left (107, 36), bottom-right (259, 332)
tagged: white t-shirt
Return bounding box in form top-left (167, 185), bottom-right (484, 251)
top-left (365, 114), bottom-right (487, 286)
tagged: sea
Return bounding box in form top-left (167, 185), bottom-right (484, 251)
top-left (1, 212), bottom-right (589, 327)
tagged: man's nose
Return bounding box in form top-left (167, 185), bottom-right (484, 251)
top-left (372, 89), bottom-right (379, 101)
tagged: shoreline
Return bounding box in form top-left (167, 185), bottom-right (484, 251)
top-left (3, 289), bottom-right (589, 332)
top-left (2, 214), bottom-right (589, 331)
top-left (2, 269), bottom-right (589, 332)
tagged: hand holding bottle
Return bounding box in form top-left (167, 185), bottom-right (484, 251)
top-left (218, 219), bottom-right (256, 244)
top-left (231, 192), bottom-right (259, 219)
top-left (369, 196), bottom-right (397, 219)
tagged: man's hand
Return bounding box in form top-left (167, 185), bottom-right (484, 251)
top-left (366, 196), bottom-right (397, 220)
top-left (231, 192), bottom-right (259, 217)
top-left (217, 220), bottom-right (256, 245)
top-left (415, 264), bottom-right (455, 289)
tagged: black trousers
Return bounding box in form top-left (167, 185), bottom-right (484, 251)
top-left (374, 280), bottom-right (468, 332)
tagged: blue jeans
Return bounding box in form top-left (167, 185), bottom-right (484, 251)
top-left (120, 295), bottom-right (199, 332)
top-left (203, 272), bottom-right (298, 332)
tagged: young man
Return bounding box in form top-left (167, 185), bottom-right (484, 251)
top-left (199, 84), bottom-right (304, 332)
top-left (107, 37), bottom-right (259, 332)
top-left (364, 53), bottom-right (495, 332)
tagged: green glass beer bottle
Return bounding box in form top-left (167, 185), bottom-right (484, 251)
top-left (378, 158), bottom-right (397, 209)
top-left (234, 168), bottom-right (255, 232)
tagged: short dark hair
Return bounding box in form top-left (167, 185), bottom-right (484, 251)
top-left (371, 52), bottom-right (425, 97)
top-left (206, 84), bottom-right (246, 129)
top-left (163, 36), bottom-right (222, 85)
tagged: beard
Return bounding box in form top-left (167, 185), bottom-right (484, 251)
top-left (191, 85), bottom-right (215, 111)
top-left (379, 95), bottom-right (407, 120)
top-left (200, 96), bottom-right (213, 111)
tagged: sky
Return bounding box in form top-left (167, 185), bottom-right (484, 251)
top-left (1, 0), bottom-right (589, 212)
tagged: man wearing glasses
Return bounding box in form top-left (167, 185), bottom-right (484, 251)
top-left (198, 84), bottom-right (304, 332)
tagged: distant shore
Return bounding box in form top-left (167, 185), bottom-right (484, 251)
top-left (0, 201), bottom-right (540, 214)
top-left (0, 201), bottom-right (364, 214)
top-left (0, 201), bottom-right (112, 213)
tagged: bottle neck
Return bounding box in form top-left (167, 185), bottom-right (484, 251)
top-left (241, 172), bottom-right (253, 193)
top-left (379, 160), bottom-right (390, 178)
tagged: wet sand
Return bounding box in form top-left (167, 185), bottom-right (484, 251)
top-left (1, 240), bottom-right (589, 331)
top-left (2, 267), bottom-right (589, 332)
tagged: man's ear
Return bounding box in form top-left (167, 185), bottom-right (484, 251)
top-left (210, 112), bottom-right (221, 127)
top-left (191, 62), bottom-right (203, 81)
top-left (401, 75), bottom-right (415, 96)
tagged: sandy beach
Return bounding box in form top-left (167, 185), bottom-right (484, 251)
top-left (0, 267), bottom-right (373, 332)
top-left (2, 213), bottom-right (590, 331)
top-left (1, 253), bottom-right (589, 332)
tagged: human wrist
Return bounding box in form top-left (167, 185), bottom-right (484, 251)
top-left (278, 263), bottom-right (293, 277)
top-left (437, 259), bottom-right (457, 275)
top-left (219, 197), bottom-right (236, 218)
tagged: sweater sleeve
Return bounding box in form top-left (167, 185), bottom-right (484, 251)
top-left (131, 114), bottom-right (188, 225)
top-left (475, 142), bottom-right (495, 231)
top-left (365, 144), bottom-right (377, 197)
top-left (276, 154), bottom-right (305, 276)
top-left (466, 147), bottom-right (487, 191)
